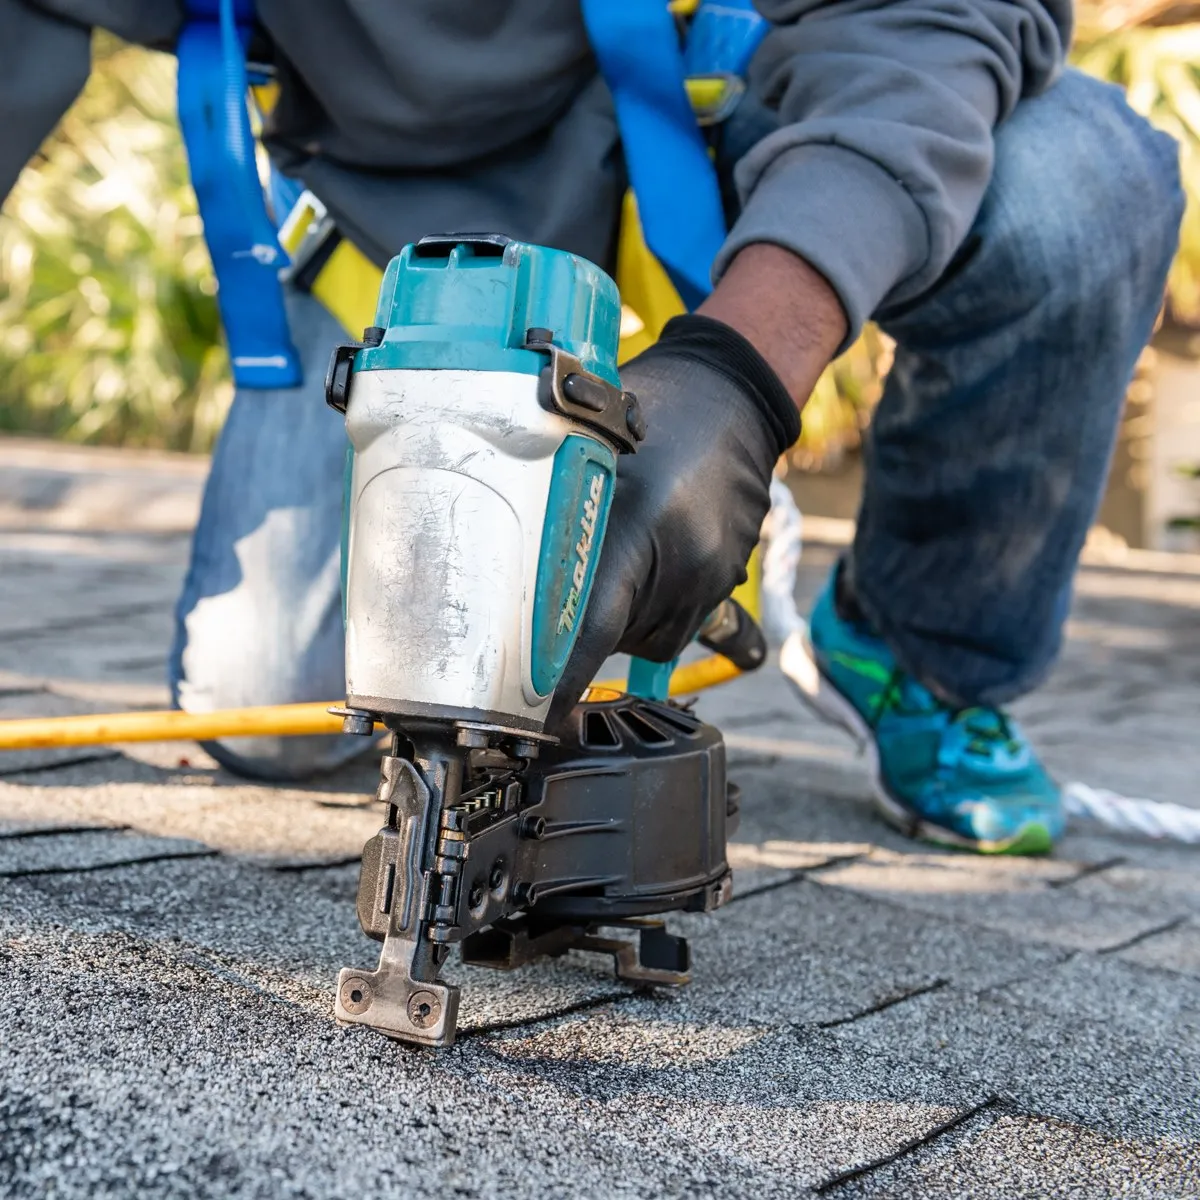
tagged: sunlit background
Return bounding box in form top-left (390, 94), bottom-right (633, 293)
top-left (2, 6), bottom-right (1199, 544)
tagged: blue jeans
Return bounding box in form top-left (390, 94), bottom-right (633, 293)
top-left (169, 289), bottom-right (361, 779)
top-left (170, 69), bottom-right (1183, 778)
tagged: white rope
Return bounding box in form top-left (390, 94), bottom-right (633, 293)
top-left (760, 478), bottom-right (806, 643)
top-left (1063, 783), bottom-right (1200, 844)
top-left (759, 481), bottom-right (1200, 845)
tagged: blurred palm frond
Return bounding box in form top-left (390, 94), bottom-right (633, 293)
top-left (1074, 3), bottom-right (1200, 326)
top-left (0, 36), bottom-right (229, 452)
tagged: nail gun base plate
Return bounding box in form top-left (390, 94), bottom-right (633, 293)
top-left (337, 694), bottom-right (737, 1046)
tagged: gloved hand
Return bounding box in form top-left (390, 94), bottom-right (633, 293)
top-left (551, 313), bottom-right (800, 726)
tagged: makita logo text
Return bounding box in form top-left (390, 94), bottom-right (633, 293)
top-left (557, 472), bottom-right (605, 635)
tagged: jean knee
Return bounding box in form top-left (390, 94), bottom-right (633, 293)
top-left (978, 70), bottom-right (1183, 311)
top-left (169, 551), bottom-right (352, 781)
top-left (170, 626), bottom-right (362, 781)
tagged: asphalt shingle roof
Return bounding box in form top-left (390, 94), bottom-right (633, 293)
top-left (1, 439), bottom-right (1197, 1198)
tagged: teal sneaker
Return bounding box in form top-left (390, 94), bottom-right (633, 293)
top-left (784, 572), bottom-right (1064, 854)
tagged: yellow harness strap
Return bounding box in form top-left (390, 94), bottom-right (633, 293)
top-left (278, 187), bottom-right (688, 369)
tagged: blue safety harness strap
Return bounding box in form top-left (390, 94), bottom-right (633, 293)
top-left (177, 0), bottom-right (758, 382)
top-left (177, 0), bottom-right (301, 389)
top-left (580, 0), bottom-right (730, 311)
top-left (684, 0), bottom-right (770, 76)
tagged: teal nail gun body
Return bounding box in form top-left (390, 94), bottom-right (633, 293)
top-left (325, 236), bottom-right (736, 1047)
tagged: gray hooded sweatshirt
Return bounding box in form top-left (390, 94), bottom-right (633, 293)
top-left (1, 0), bottom-right (1071, 342)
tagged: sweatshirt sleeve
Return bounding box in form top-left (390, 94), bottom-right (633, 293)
top-left (0, 1), bottom-right (183, 206)
top-left (0, 1), bottom-right (92, 204)
top-left (713, 0), bottom-right (1072, 348)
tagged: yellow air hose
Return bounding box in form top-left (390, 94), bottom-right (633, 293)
top-left (0, 656), bottom-right (743, 752)
top-left (0, 702), bottom-right (349, 750)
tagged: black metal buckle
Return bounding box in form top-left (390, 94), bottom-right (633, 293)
top-left (324, 326), bottom-right (385, 415)
top-left (523, 328), bottom-right (646, 454)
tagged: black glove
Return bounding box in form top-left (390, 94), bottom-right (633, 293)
top-left (551, 313), bottom-right (800, 726)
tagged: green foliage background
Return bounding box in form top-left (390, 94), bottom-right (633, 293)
top-left (0, 36), bottom-right (228, 452)
top-left (1, 12), bottom-right (1198, 456)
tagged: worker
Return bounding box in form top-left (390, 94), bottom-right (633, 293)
top-left (1, 2), bottom-right (1183, 854)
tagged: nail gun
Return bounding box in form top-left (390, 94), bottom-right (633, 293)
top-left (324, 234), bottom-right (753, 1047)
